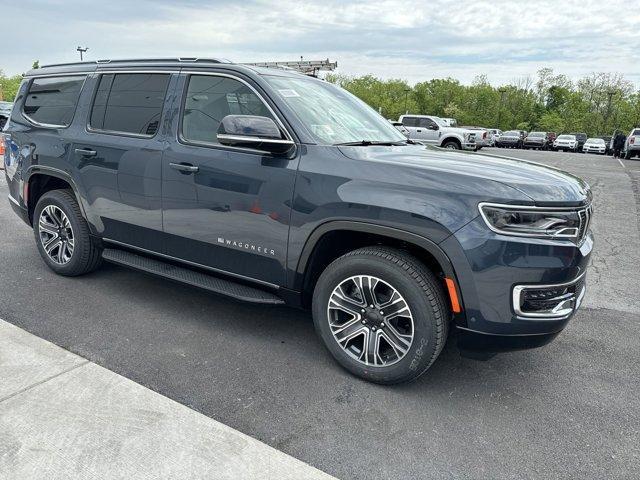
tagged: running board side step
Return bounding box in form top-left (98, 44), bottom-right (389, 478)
top-left (102, 248), bottom-right (285, 305)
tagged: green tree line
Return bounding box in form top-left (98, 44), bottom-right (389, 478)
top-left (327, 68), bottom-right (640, 136)
top-left (0, 61), bottom-right (39, 102)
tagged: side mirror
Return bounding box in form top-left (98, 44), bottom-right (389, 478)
top-left (427, 124), bottom-right (439, 131)
top-left (217, 115), bottom-right (294, 155)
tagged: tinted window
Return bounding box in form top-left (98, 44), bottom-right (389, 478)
top-left (402, 117), bottom-right (419, 127)
top-left (181, 75), bottom-right (273, 145)
top-left (90, 73), bottom-right (170, 136)
top-left (418, 118), bottom-right (437, 129)
top-left (24, 76), bottom-right (85, 126)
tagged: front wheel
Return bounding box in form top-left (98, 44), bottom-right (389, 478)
top-left (312, 247), bottom-right (449, 384)
top-left (33, 189), bottom-right (103, 276)
top-left (442, 140), bottom-right (460, 150)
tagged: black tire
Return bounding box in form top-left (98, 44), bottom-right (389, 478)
top-left (312, 247), bottom-right (449, 384)
top-left (624, 149), bottom-right (632, 160)
top-left (441, 140), bottom-right (460, 150)
top-left (33, 189), bottom-right (102, 276)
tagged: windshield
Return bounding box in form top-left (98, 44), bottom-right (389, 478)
top-left (504, 130), bottom-right (519, 136)
top-left (528, 132), bottom-right (544, 137)
top-left (557, 135), bottom-right (575, 140)
top-left (264, 75), bottom-right (406, 145)
top-left (586, 138), bottom-right (604, 144)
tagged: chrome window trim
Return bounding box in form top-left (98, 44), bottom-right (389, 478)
top-left (177, 70), bottom-right (295, 151)
top-left (102, 238), bottom-right (280, 289)
top-left (512, 272), bottom-right (586, 320)
top-left (21, 74), bottom-right (88, 129)
top-left (478, 201), bottom-right (593, 241)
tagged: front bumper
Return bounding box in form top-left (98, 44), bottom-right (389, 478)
top-left (440, 215), bottom-right (593, 352)
top-left (583, 147), bottom-right (605, 154)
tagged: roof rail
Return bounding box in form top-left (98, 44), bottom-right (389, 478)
top-left (41, 57), bottom-right (233, 68)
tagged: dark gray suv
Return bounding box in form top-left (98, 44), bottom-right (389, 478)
top-left (2, 58), bottom-right (593, 384)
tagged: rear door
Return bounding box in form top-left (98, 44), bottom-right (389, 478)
top-left (161, 72), bottom-right (298, 286)
top-left (70, 71), bottom-right (175, 251)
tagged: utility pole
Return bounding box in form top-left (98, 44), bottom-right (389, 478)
top-left (76, 46), bottom-right (88, 61)
top-left (497, 87), bottom-right (507, 128)
top-left (605, 90), bottom-right (615, 133)
top-left (404, 87), bottom-right (411, 115)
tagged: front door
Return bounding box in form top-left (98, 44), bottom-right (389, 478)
top-left (161, 73), bottom-right (298, 286)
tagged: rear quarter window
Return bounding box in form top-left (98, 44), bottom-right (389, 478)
top-left (23, 76), bottom-right (85, 127)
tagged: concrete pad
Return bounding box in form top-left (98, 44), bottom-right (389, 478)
top-left (0, 320), bottom-right (86, 400)
top-left (0, 320), bottom-right (334, 479)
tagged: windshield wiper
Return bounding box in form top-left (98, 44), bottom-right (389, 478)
top-left (334, 140), bottom-right (407, 146)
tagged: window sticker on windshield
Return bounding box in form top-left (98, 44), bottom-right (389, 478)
top-left (311, 124), bottom-right (335, 136)
top-left (278, 89), bottom-right (300, 98)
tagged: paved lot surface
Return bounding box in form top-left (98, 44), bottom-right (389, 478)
top-left (0, 320), bottom-right (334, 479)
top-left (1, 149), bottom-right (639, 479)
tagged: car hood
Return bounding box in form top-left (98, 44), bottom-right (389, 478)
top-left (338, 145), bottom-right (591, 206)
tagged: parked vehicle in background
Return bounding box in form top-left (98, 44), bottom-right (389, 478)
top-left (600, 136), bottom-right (612, 155)
top-left (570, 133), bottom-right (587, 152)
top-left (494, 130), bottom-right (523, 148)
top-left (547, 132), bottom-right (557, 145)
top-left (488, 128), bottom-right (502, 146)
top-left (523, 131), bottom-right (549, 150)
top-left (399, 115), bottom-right (479, 150)
top-left (461, 126), bottom-right (490, 150)
top-left (440, 117), bottom-right (458, 127)
top-left (3, 58), bottom-right (593, 384)
top-left (582, 138), bottom-right (606, 155)
top-left (0, 101), bottom-right (13, 130)
top-left (623, 128), bottom-right (640, 159)
top-left (554, 134), bottom-right (579, 152)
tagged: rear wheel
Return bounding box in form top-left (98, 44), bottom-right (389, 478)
top-left (33, 189), bottom-right (102, 276)
top-left (312, 247), bottom-right (449, 384)
top-left (442, 140), bottom-right (460, 150)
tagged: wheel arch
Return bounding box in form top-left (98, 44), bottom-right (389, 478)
top-left (293, 221), bottom-right (462, 314)
top-left (440, 135), bottom-right (462, 148)
top-left (25, 167), bottom-right (88, 226)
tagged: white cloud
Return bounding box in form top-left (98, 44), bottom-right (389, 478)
top-left (2, 0), bottom-right (639, 87)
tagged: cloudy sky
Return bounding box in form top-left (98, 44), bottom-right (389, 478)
top-left (3, 0), bottom-right (639, 86)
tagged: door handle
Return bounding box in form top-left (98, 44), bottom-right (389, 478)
top-left (169, 162), bottom-right (199, 174)
top-left (75, 148), bottom-right (97, 157)
top-left (416, 129), bottom-right (422, 132)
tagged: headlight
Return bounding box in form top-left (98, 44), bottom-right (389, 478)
top-left (479, 203), bottom-right (582, 239)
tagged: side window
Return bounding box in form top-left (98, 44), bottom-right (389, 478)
top-left (23, 76), bottom-right (85, 127)
top-left (401, 116), bottom-right (418, 127)
top-left (181, 75), bottom-right (274, 145)
top-left (90, 73), bottom-right (170, 136)
top-left (418, 118), bottom-right (437, 129)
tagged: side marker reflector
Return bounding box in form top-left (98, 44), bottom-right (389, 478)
top-left (445, 278), bottom-right (462, 313)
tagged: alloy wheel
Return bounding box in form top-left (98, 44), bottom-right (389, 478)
top-left (327, 275), bottom-right (414, 367)
top-left (38, 205), bottom-right (75, 265)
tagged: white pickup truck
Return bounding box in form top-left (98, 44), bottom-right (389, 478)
top-left (398, 114), bottom-right (483, 150)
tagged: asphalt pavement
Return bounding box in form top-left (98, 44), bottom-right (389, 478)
top-left (1, 149), bottom-right (639, 479)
